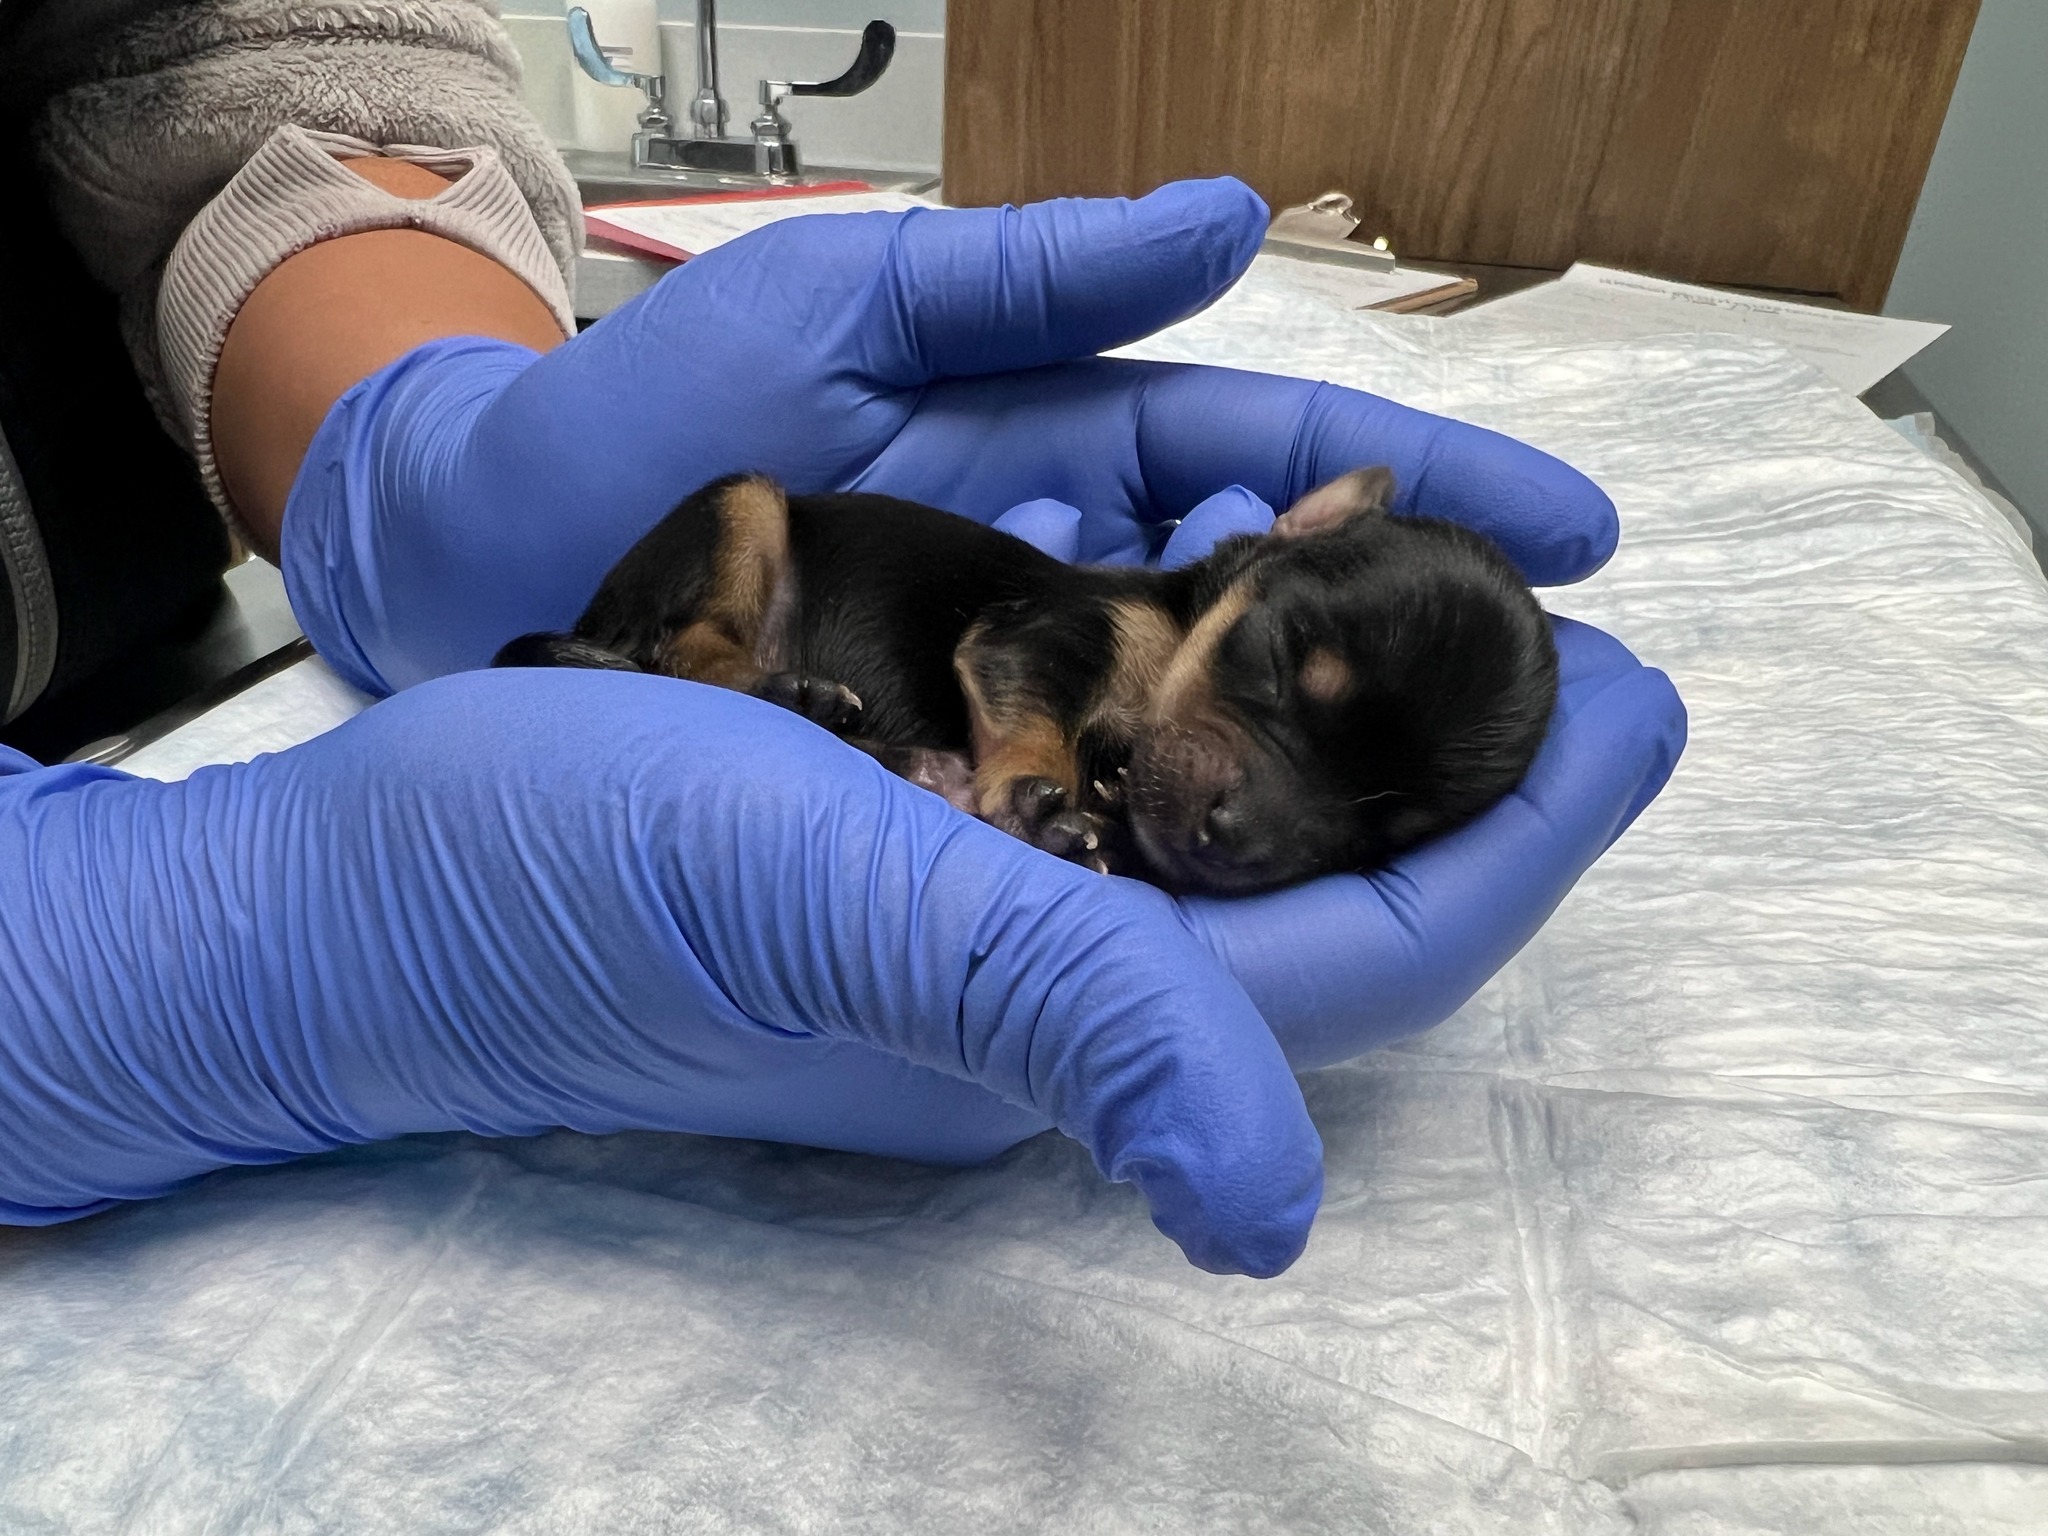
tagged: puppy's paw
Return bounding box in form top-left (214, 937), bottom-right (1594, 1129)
top-left (755, 671), bottom-right (864, 733)
top-left (1037, 810), bottom-right (1118, 874)
top-left (1005, 777), bottom-right (1118, 875)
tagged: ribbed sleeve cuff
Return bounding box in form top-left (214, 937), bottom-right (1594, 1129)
top-left (158, 124), bottom-right (576, 530)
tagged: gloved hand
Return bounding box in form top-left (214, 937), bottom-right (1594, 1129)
top-left (282, 177), bottom-right (1616, 695)
top-left (0, 671), bottom-right (1320, 1277)
top-left (277, 171), bottom-right (1684, 1085)
top-left (1194, 616), bottom-right (1683, 1066)
top-left (1119, 486), bottom-right (1687, 1067)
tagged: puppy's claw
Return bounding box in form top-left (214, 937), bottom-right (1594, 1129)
top-left (1086, 774), bottom-right (1126, 812)
top-left (990, 775), bottom-right (1120, 874)
top-left (1010, 776), bottom-right (1069, 821)
top-left (1036, 809), bottom-right (1116, 870)
top-left (755, 670), bottom-right (864, 733)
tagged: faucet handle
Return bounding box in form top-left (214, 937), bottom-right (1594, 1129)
top-left (760, 20), bottom-right (896, 108)
top-left (750, 19), bottom-right (895, 177)
top-left (567, 5), bottom-right (659, 92)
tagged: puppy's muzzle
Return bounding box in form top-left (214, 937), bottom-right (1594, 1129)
top-left (1126, 724), bottom-right (1281, 894)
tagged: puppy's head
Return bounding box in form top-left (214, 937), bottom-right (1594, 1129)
top-left (1126, 469), bottom-right (1559, 894)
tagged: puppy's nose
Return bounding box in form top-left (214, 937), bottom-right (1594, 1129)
top-left (1200, 796), bottom-right (1247, 853)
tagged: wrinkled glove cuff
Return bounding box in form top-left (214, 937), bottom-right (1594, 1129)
top-left (158, 123), bottom-right (575, 536)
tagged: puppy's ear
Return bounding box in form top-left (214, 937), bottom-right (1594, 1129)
top-left (1272, 466), bottom-right (1397, 539)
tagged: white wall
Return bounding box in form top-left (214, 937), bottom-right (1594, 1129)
top-left (1883, 0), bottom-right (2048, 530)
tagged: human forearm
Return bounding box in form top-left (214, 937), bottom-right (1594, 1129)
top-left (26, 0), bottom-right (581, 545)
top-left (210, 158), bottom-right (566, 556)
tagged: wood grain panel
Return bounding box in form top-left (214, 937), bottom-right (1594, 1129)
top-left (1582, 0), bottom-right (1979, 306)
top-left (943, 0), bottom-right (1979, 309)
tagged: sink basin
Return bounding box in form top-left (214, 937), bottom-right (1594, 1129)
top-left (566, 148), bottom-right (934, 206)
top-left (565, 150), bottom-right (939, 321)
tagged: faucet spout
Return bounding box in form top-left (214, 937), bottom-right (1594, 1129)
top-left (568, 4), bottom-right (893, 183)
top-left (690, 0), bottom-right (727, 139)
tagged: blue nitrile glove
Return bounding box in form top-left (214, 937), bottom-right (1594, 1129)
top-left (282, 177), bottom-right (1615, 695)
top-left (1122, 486), bottom-right (1688, 1067)
top-left (277, 173), bottom-right (1684, 1084)
top-left (0, 671), bottom-right (1321, 1277)
top-left (1190, 616), bottom-right (1683, 1066)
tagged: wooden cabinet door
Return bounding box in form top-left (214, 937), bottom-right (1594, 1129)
top-left (942, 0), bottom-right (1979, 308)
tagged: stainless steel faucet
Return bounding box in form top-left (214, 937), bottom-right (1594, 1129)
top-left (687, 0), bottom-right (726, 139)
top-left (566, 4), bottom-right (896, 181)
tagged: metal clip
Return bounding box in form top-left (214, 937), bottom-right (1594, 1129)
top-left (1266, 192), bottom-right (1398, 271)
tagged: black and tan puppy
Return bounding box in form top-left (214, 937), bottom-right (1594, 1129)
top-left (494, 469), bottom-right (1558, 894)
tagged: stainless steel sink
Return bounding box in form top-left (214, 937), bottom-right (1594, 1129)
top-left (567, 150), bottom-right (939, 321)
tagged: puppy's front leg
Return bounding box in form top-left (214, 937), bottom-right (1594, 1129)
top-left (640, 477), bottom-right (863, 732)
top-left (658, 623), bottom-right (864, 732)
top-left (956, 623), bottom-right (1117, 874)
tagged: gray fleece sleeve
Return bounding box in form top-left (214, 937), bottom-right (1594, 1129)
top-left (29, 0), bottom-right (581, 418)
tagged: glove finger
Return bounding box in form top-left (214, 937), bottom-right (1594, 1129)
top-left (869, 358), bottom-right (1616, 585)
top-left (1159, 485), bottom-right (1276, 569)
top-left (942, 869), bottom-right (1326, 1277)
top-left (1134, 364), bottom-right (1620, 586)
top-left (1546, 619), bottom-right (1685, 842)
top-left (1177, 636), bottom-right (1686, 1068)
top-left (606, 683), bottom-right (1323, 1276)
top-left (844, 178), bottom-right (1269, 387)
top-left (1551, 612), bottom-right (1641, 682)
top-left (993, 498), bottom-right (1085, 561)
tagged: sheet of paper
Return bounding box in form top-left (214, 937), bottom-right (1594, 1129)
top-left (1250, 253), bottom-right (1473, 312)
top-left (1451, 262), bottom-right (1948, 394)
top-left (120, 658), bottom-right (370, 783)
top-left (586, 189), bottom-right (941, 262)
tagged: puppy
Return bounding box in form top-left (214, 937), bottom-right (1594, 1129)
top-left (494, 469), bottom-right (1558, 894)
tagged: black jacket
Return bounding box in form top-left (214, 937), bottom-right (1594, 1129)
top-left (0, 0), bottom-right (234, 730)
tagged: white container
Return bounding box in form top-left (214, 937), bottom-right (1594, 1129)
top-left (567, 0), bottom-right (661, 154)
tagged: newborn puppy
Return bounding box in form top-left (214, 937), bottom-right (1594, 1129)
top-left (494, 468), bottom-right (1558, 894)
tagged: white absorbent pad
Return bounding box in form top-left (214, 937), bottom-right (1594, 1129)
top-left (6, 269), bottom-right (2048, 1534)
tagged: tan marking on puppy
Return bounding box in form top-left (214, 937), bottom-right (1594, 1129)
top-left (659, 621), bottom-right (765, 690)
top-left (1150, 580), bottom-right (1253, 725)
top-left (654, 475), bottom-right (792, 689)
top-left (952, 619), bottom-right (1006, 752)
top-left (955, 621), bottom-right (1079, 816)
top-left (1087, 599), bottom-right (1186, 738)
top-left (703, 474), bottom-right (790, 635)
top-left (971, 717), bottom-right (1076, 816)
top-left (1299, 646), bottom-right (1352, 703)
